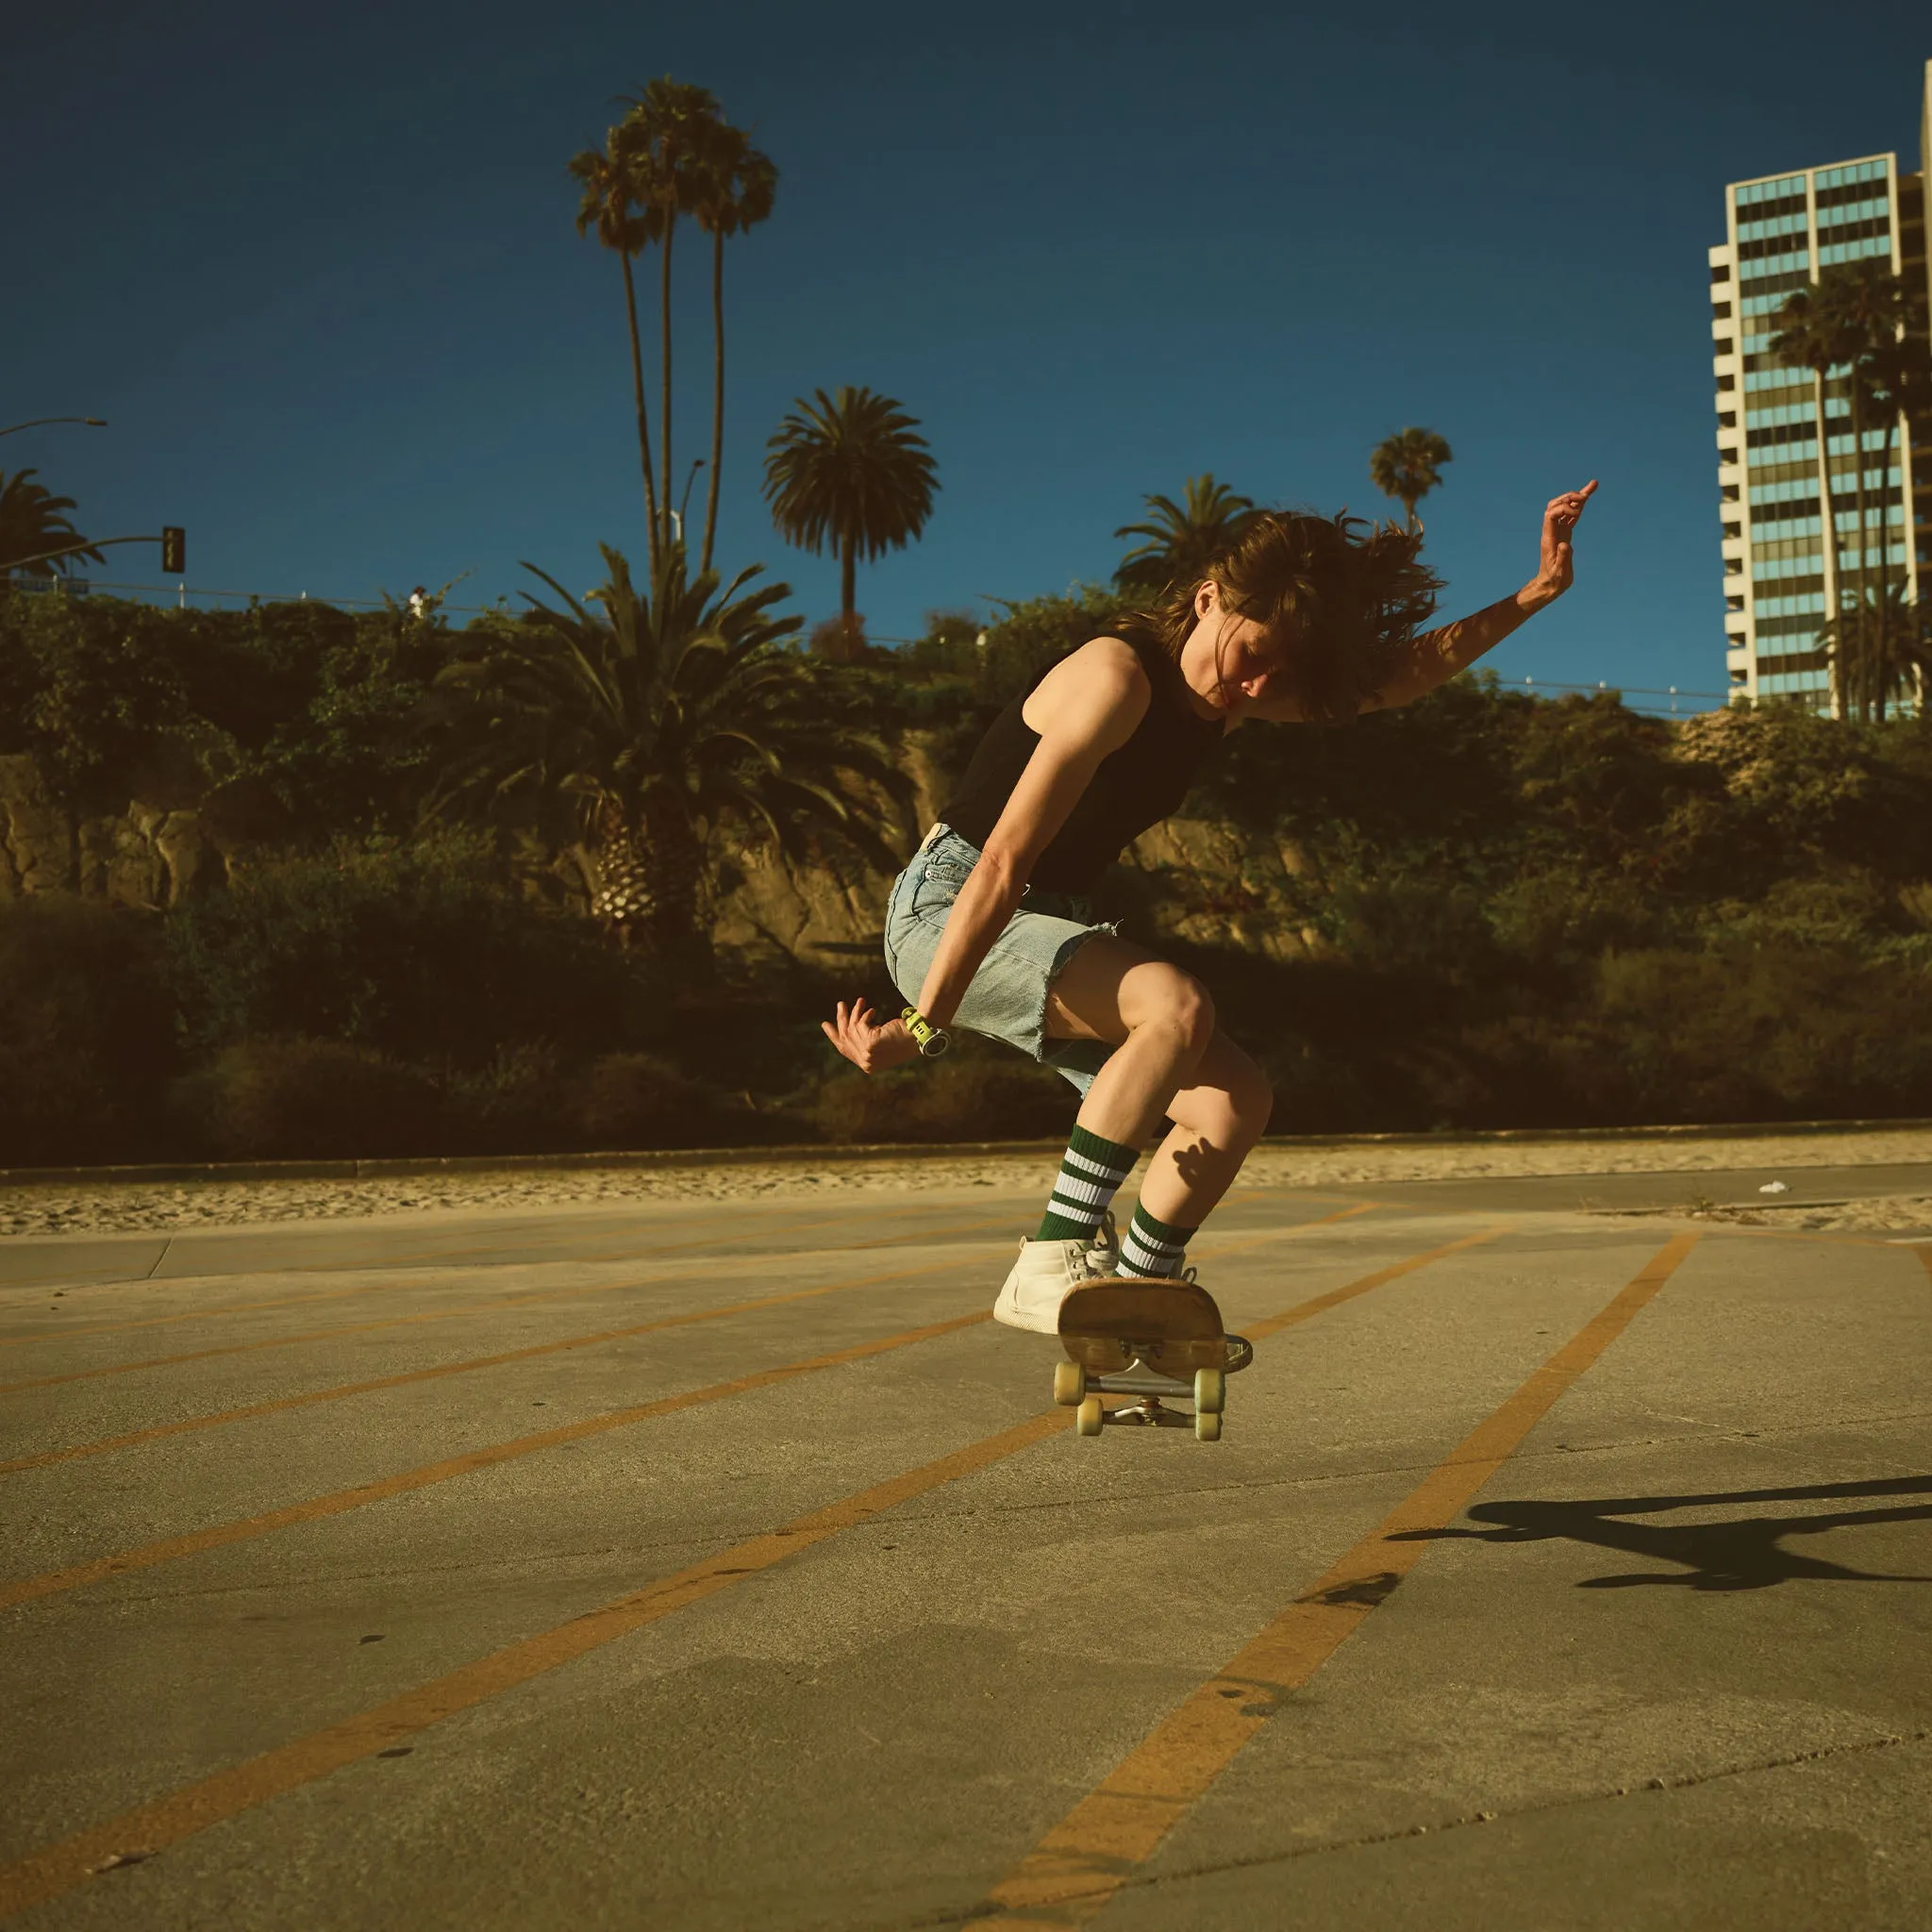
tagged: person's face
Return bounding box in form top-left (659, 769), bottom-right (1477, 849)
top-left (1179, 580), bottom-right (1285, 720)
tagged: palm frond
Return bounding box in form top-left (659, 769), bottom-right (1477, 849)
top-left (421, 539), bottom-right (908, 947)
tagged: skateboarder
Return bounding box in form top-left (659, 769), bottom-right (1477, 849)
top-left (824, 486), bottom-right (1595, 1331)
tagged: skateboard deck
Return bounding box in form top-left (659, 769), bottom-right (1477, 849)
top-left (1055, 1277), bottom-right (1250, 1441)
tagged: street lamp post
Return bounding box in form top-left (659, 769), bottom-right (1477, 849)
top-left (669, 459), bottom-right (706, 543)
top-left (0, 418), bottom-right (108, 439)
top-left (3, 533), bottom-right (170, 576)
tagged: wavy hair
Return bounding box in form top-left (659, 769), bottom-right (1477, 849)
top-left (1118, 509), bottom-right (1442, 724)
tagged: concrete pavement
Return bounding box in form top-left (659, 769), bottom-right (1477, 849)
top-left (1, 1169), bottom-right (1927, 1928)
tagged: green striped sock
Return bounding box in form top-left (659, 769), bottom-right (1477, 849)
top-left (1035, 1125), bottom-right (1137, 1242)
top-left (1117, 1204), bottom-right (1197, 1279)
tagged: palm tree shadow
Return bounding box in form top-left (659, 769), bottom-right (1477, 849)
top-left (1391, 1475), bottom-right (1932, 1592)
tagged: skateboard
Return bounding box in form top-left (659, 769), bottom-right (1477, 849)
top-left (1054, 1277), bottom-right (1253, 1441)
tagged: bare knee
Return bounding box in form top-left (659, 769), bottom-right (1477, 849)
top-left (1132, 967), bottom-right (1216, 1060)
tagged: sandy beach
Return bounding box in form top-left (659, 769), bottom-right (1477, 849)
top-left (2, 1125), bottom-right (1927, 1240)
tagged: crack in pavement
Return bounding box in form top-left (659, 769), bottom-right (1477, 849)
top-left (920, 1726), bottom-right (1932, 1925)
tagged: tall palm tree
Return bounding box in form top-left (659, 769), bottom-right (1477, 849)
top-left (567, 130), bottom-right (664, 561)
top-left (689, 120), bottom-right (777, 576)
top-left (1112, 475), bottom-right (1257, 595)
top-left (1865, 313), bottom-right (1931, 531)
top-left (1369, 427), bottom-right (1453, 531)
top-left (763, 386), bottom-right (940, 658)
top-left (0, 470), bottom-right (103, 577)
top-left (1817, 580), bottom-right (1930, 722)
top-left (1836, 269), bottom-right (1929, 621)
top-left (617, 78), bottom-right (722, 561)
top-left (425, 542), bottom-right (906, 951)
top-left (1772, 281), bottom-right (1864, 688)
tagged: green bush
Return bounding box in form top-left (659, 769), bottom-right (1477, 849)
top-left (0, 588), bottom-right (458, 838)
top-left (436, 1042), bottom-right (569, 1155)
top-left (175, 1036), bottom-right (444, 1159)
top-left (0, 895), bottom-right (178, 1163)
top-left (558, 1052), bottom-right (734, 1150)
top-left (164, 833), bottom-right (651, 1068)
top-left (816, 1051), bottom-right (1077, 1143)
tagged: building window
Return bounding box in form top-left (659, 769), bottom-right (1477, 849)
top-left (1711, 263), bottom-right (1732, 283)
top-left (1714, 337), bottom-right (1735, 355)
top-left (1712, 300), bottom-right (1733, 320)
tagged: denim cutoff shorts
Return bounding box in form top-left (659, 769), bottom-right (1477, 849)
top-left (882, 824), bottom-right (1119, 1095)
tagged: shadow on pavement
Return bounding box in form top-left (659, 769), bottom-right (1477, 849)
top-left (1391, 1475), bottom-right (1932, 1592)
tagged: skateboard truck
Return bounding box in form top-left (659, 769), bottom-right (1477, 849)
top-left (1054, 1279), bottom-right (1251, 1442)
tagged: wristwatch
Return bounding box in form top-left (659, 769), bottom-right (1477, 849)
top-left (900, 1005), bottom-right (952, 1058)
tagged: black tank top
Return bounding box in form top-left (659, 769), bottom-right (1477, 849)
top-left (939, 629), bottom-right (1225, 893)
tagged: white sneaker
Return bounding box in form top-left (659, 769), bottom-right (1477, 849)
top-left (1087, 1210), bottom-right (1122, 1277)
top-left (992, 1236), bottom-right (1108, 1333)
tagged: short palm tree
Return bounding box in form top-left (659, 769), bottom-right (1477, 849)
top-left (1369, 428), bottom-right (1453, 531)
top-left (1113, 475), bottom-right (1257, 595)
top-left (1817, 580), bottom-right (1930, 722)
top-left (425, 543), bottom-right (907, 951)
top-left (0, 470), bottom-right (103, 577)
top-left (688, 119), bottom-right (777, 575)
top-left (567, 129), bottom-right (664, 557)
top-left (763, 386), bottom-right (940, 658)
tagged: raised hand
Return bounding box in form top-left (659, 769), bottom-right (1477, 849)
top-left (821, 997), bottom-right (921, 1074)
top-left (1532, 480), bottom-right (1597, 602)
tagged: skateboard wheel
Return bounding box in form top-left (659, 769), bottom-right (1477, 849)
top-left (1075, 1395), bottom-right (1105, 1437)
top-left (1194, 1408), bottom-right (1223, 1442)
top-left (1054, 1361), bottom-right (1087, 1407)
top-left (1193, 1368), bottom-right (1225, 1414)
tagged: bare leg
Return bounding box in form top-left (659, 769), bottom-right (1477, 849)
top-left (1043, 935), bottom-right (1217, 1146)
top-left (1135, 1031), bottom-right (1274, 1227)
top-left (1043, 937), bottom-right (1273, 1224)
top-left (986, 936), bottom-right (1268, 1329)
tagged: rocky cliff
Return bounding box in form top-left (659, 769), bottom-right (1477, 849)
top-left (0, 744), bottom-right (1316, 964)
top-left (0, 755), bottom-right (226, 908)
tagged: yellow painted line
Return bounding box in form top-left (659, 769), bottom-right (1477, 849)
top-left (0, 1212), bottom-right (1018, 1398)
top-left (0, 1199), bottom-right (1384, 1541)
top-left (0, 1249), bottom-right (1023, 1477)
top-left (0, 1201), bottom-right (941, 1349)
top-left (1242, 1225), bottom-right (1506, 1341)
top-left (967, 1232), bottom-right (1700, 1929)
top-left (0, 1200), bottom-right (1379, 1405)
top-left (0, 1212), bottom-right (1473, 1915)
top-left (0, 1407), bottom-right (1074, 1920)
top-left (0, 1307), bottom-right (993, 1614)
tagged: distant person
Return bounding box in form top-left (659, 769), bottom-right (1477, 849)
top-left (824, 484), bottom-right (1595, 1328)
top-left (408, 586), bottom-right (429, 621)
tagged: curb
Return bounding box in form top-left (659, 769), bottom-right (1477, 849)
top-left (4, 1116), bottom-right (1929, 1191)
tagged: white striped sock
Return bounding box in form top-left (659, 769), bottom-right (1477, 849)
top-left (1037, 1131), bottom-right (1136, 1241)
top-left (1118, 1210), bottom-right (1191, 1279)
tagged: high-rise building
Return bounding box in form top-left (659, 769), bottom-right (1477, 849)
top-left (1708, 59), bottom-right (1932, 709)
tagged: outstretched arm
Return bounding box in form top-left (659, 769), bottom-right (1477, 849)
top-left (1365, 481), bottom-right (1596, 712)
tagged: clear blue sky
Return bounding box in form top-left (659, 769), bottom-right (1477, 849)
top-left (7, 2), bottom-right (1927, 704)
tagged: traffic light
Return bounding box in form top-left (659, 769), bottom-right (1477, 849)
top-left (160, 526), bottom-right (185, 575)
